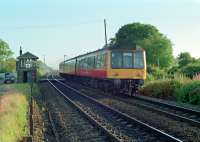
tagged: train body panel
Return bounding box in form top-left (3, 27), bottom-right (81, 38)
top-left (59, 47), bottom-right (147, 95)
top-left (76, 69), bottom-right (107, 78)
top-left (107, 69), bottom-right (146, 79)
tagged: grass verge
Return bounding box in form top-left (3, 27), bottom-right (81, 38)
top-left (0, 83), bottom-right (40, 142)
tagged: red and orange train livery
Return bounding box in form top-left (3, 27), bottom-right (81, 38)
top-left (59, 46), bottom-right (146, 95)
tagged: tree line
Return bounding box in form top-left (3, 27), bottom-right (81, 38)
top-left (108, 22), bottom-right (200, 78)
top-left (0, 39), bottom-right (52, 75)
top-left (0, 39), bottom-right (15, 73)
top-left (1, 22), bottom-right (200, 76)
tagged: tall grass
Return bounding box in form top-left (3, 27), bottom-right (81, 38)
top-left (175, 80), bottom-right (200, 105)
top-left (173, 73), bottom-right (191, 83)
top-left (141, 73), bottom-right (200, 105)
top-left (0, 93), bottom-right (28, 142)
top-left (0, 83), bottom-right (40, 142)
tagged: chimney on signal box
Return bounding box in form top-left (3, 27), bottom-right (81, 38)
top-left (20, 46), bottom-right (22, 56)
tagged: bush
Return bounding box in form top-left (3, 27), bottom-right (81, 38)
top-left (189, 87), bottom-right (200, 104)
top-left (180, 62), bottom-right (200, 78)
top-left (176, 80), bottom-right (200, 105)
top-left (145, 73), bottom-right (155, 83)
top-left (139, 79), bottom-right (181, 100)
top-left (167, 66), bottom-right (179, 74)
top-left (147, 65), bottom-right (168, 79)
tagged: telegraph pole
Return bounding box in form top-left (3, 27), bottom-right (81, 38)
top-left (43, 55), bottom-right (46, 64)
top-left (104, 19), bottom-right (108, 47)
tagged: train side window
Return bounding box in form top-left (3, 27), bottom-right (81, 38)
top-left (123, 52), bottom-right (133, 68)
top-left (88, 56), bottom-right (95, 69)
top-left (83, 58), bottom-right (87, 70)
top-left (78, 60), bottom-right (81, 69)
top-left (95, 54), bottom-right (105, 69)
top-left (111, 52), bottom-right (122, 68)
top-left (102, 54), bottom-right (106, 68)
top-left (104, 53), bottom-right (107, 68)
top-left (96, 55), bottom-right (101, 68)
top-left (80, 59), bottom-right (84, 69)
top-left (92, 56), bottom-right (95, 69)
top-left (133, 51), bottom-right (144, 68)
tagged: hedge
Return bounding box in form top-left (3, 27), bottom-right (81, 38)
top-left (139, 79), bottom-right (200, 105)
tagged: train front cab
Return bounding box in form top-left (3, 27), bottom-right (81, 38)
top-left (106, 48), bottom-right (146, 95)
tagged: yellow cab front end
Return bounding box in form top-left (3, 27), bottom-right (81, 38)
top-left (106, 48), bottom-right (146, 80)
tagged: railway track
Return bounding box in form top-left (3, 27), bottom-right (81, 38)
top-left (47, 111), bottom-right (60, 142)
top-left (43, 87), bottom-right (60, 142)
top-left (129, 95), bottom-right (200, 127)
top-left (48, 78), bottom-right (182, 142)
top-left (62, 78), bottom-right (200, 128)
top-left (41, 82), bottom-right (112, 142)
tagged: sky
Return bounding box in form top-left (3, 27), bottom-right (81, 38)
top-left (0, 0), bottom-right (200, 69)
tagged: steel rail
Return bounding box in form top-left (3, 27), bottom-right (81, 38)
top-left (131, 95), bottom-right (200, 127)
top-left (47, 79), bottom-right (122, 142)
top-left (54, 79), bottom-right (183, 142)
top-left (47, 111), bottom-right (60, 142)
top-left (43, 88), bottom-right (60, 142)
top-left (60, 79), bottom-right (200, 128)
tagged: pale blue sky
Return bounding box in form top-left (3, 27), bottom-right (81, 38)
top-left (0, 0), bottom-right (200, 68)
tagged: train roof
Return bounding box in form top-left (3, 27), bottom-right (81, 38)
top-left (62, 47), bottom-right (108, 63)
top-left (61, 45), bottom-right (144, 63)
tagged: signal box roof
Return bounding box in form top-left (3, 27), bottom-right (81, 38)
top-left (17, 52), bottom-right (39, 60)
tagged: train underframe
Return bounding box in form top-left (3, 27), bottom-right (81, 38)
top-left (60, 73), bottom-right (144, 96)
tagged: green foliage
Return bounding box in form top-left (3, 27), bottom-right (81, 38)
top-left (168, 66), bottom-right (179, 74)
top-left (37, 60), bottom-right (52, 78)
top-left (168, 52), bottom-right (200, 78)
top-left (0, 58), bottom-right (16, 73)
top-left (145, 73), bottom-right (156, 82)
top-left (114, 23), bottom-right (158, 47)
top-left (0, 94), bottom-right (28, 142)
top-left (173, 73), bottom-right (191, 83)
top-left (177, 52), bottom-right (195, 67)
top-left (140, 80), bottom-right (181, 100)
top-left (0, 39), bottom-right (13, 61)
top-left (140, 75), bottom-right (200, 105)
top-left (180, 62), bottom-right (200, 78)
top-left (147, 65), bottom-right (168, 79)
top-left (176, 81), bottom-right (200, 105)
top-left (112, 23), bottom-right (174, 68)
top-left (0, 84), bottom-right (29, 142)
top-left (0, 39), bottom-right (15, 73)
top-left (141, 36), bottom-right (174, 68)
top-left (0, 83), bottom-right (41, 142)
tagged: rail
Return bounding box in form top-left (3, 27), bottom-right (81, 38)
top-left (50, 78), bottom-right (182, 142)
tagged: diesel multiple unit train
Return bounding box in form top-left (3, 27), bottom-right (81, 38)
top-left (59, 47), bottom-right (146, 95)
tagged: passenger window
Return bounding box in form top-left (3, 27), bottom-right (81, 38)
top-left (88, 56), bottom-right (95, 69)
top-left (112, 52), bottom-right (122, 68)
top-left (123, 52), bottom-right (133, 68)
top-left (133, 51), bottom-right (144, 68)
top-left (96, 55), bottom-right (100, 68)
top-left (95, 54), bottom-right (106, 69)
